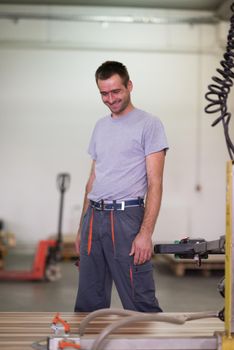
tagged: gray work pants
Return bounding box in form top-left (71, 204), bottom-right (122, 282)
top-left (74, 205), bottom-right (162, 313)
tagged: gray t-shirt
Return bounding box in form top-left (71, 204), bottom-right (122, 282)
top-left (87, 108), bottom-right (168, 201)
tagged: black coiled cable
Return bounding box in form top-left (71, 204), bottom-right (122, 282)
top-left (205, 3), bottom-right (234, 160)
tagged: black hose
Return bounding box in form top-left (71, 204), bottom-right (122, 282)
top-left (205, 3), bottom-right (234, 160)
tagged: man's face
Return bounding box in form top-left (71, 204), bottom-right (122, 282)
top-left (97, 74), bottom-right (133, 117)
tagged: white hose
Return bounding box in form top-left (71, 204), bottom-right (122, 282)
top-left (79, 308), bottom-right (140, 336)
top-left (89, 310), bottom-right (218, 350)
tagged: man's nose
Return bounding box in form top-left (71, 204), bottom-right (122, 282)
top-left (107, 92), bottom-right (114, 103)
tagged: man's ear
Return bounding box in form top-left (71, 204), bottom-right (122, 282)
top-left (127, 80), bottom-right (133, 92)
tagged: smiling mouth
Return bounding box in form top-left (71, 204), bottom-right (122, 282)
top-left (108, 101), bottom-right (121, 108)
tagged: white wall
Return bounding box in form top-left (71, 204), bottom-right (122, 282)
top-left (0, 5), bottom-right (233, 249)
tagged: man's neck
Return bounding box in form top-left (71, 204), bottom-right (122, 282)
top-left (111, 104), bottom-right (135, 119)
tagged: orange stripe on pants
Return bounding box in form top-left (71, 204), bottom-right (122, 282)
top-left (110, 210), bottom-right (115, 251)
top-left (129, 266), bottom-right (134, 297)
top-left (87, 208), bottom-right (94, 255)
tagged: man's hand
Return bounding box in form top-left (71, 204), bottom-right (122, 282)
top-left (129, 232), bottom-right (153, 265)
top-left (74, 160), bottom-right (95, 257)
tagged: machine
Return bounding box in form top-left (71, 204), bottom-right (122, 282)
top-left (32, 164), bottom-right (233, 349)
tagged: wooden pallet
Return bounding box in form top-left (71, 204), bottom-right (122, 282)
top-left (0, 259), bottom-right (3, 269)
top-left (0, 232), bottom-right (16, 270)
top-left (62, 234), bottom-right (77, 259)
top-left (155, 254), bottom-right (225, 277)
top-left (0, 244), bottom-right (7, 270)
top-left (49, 234), bottom-right (77, 259)
top-left (0, 312), bottom-right (224, 350)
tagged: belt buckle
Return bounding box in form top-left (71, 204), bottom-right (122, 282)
top-left (120, 201), bottom-right (125, 210)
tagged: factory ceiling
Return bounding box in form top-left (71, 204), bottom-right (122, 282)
top-left (0, 0), bottom-right (232, 21)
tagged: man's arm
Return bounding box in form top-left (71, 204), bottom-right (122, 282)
top-left (129, 150), bottom-right (165, 265)
top-left (75, 160), bottom-right (96, 255)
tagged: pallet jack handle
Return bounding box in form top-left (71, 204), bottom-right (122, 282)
top-left (56, 173), bottom-right (71, 247)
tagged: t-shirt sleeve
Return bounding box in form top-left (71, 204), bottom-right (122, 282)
top-left (88, 125), bottom-right (98, 160)
top-left (143, 117), bottom-right (169, 156)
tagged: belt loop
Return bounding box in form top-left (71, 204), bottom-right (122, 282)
top-left (138, 197), bottom-right (143, 207)
top-left (113, 200), bottom-right (117, 211)
top-left (100, 199), bottom-right (104, 211)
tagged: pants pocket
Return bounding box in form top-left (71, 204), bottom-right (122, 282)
top-left (132, 261), bottom-right (156, 303)
top-left (80, 207), bottom-right (92, 256)
top-left (114, 207), bottom-right (145, 258)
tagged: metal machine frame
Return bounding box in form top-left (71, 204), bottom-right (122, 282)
top-left (222, 160), bottom-right (234, 348)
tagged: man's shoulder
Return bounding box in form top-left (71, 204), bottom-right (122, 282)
top-left (133, 109), bottom-right (161, 125)
top-left (94, 115), bottom-right (110, 128)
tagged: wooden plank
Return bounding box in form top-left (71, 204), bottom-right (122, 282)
top-left (0, 312), bottom-right (224, 350)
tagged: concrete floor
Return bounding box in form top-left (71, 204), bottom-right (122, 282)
top-left (0, 253), bottom-right (224, 313)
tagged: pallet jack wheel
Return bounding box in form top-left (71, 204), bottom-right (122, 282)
top-left (45, 263), bottom-right (61, 282)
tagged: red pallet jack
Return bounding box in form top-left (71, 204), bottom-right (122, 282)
top-left (0, 173), bottom-right (71, 282)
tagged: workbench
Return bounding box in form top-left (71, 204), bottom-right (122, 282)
top-left (0, 311), bottom-right (224, 350)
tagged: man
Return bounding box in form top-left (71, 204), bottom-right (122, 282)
top-left (74, 61), bottom-right (168, 313)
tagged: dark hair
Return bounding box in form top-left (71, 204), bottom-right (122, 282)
top-left (95, 61), bottom-right (130, 87)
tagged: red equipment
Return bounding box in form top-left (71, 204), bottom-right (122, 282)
top-left (51, 313), bottom-right (71, 334)
top-left (0, 173), bottom-right (70, 281)
top-left (58, 340), bottom-right (81, 349)
top-left (0, 240), bottom-right (58, 281)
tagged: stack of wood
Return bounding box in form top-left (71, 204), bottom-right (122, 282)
top-left (0, 220), bottom-right (16, 269)
top-left (49, 233), bottom-right (77, 259)
top-left (61, 234), bottom-right (77, 259)
top-left (0, 311), bottom-right (224, 350)
top-left (155, 254), bottom-right (225, 277)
